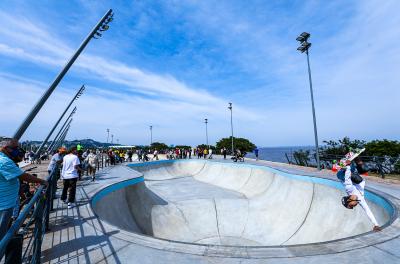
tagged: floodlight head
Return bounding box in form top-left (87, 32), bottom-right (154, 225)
top-left (296, 36), bottom-right (305, 42)
top-left (297, 41), bottom-right (311, 53)
top-left (100, 24), bottom-right (110, 31)
top-left (296, 32), bottom-right (310, 43)
top-left (300, 32), bottom-right (310, 39)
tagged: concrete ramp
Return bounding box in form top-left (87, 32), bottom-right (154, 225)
top-left (93, 161), bottom-right (391, 246)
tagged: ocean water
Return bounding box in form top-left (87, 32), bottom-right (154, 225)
top-left (246, 146), bottom-right (316, 163)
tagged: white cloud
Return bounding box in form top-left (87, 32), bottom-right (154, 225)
top-left (0, 1), bottom-right (399, 146)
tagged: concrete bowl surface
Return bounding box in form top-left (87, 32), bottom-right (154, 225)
top-left (91, 160), bottom-right (399, 258)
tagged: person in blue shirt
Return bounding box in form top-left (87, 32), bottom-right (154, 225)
top-left (0, 138), bottom-right (47, 240)
top-left (254, 148), bottom-right (259, 161)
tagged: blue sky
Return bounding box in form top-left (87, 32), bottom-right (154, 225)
top-left (0, 0), bottom-right (399, 147)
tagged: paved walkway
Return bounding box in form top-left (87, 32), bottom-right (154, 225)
top-left (40, 157), bottom-right (400, 263)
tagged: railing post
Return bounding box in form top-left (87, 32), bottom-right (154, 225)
top-left (45, 182), bottom-right (52, 231)
top-left (33, 199), bottom-right (44, 263)
top-left (4, 234), bottom-right (23, 264)
top-left (51, 170), bottom-right (58, 210)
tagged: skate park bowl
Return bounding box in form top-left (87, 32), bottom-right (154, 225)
top-left (92, 160), bottom-right (398, 257)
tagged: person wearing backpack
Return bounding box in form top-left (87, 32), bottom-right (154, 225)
top-left (337, 158), bottom-right (381, 232)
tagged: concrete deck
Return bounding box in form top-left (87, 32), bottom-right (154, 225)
top-left (41, 157), bottom-right (400, 263)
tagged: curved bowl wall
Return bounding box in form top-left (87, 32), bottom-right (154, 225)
top-left (92, 160), bottom-right (393, 247)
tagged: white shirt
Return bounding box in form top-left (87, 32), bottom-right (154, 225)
top-left (343, 166), bottom-right (378, 226)
top-left (61, 153), bottom-right (80, 179)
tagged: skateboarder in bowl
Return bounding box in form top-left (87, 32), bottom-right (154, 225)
top-left (338, 158), bottom-right (382, 232)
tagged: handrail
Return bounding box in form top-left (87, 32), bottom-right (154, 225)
top-left (0, 165), bottom-right (58, 263)
top-left (0, 154), bottom-right (114, 263)
top-left (0, 185), bottom-right (44, 256)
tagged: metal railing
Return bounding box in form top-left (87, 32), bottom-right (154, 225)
top-left (0, 165), bottom-right (59, 263)
top-left (0, 151), bottom-right (118, 263)
top-left (285, 151), bottom-right (400, 178)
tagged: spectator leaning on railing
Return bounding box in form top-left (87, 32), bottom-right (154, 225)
top-left (0, 138), bottom-right (48, 240)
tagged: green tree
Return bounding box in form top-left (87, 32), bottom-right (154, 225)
top-left (150, 142), bottom-right (168, 150)
top-left (175, 145), bottom-right (192, 149)
top-left (293, 149), bottom-right (310, 166)
top-left (196, 144), bottom-right (215, 150)
top-left (364, 140), bottom-right (400, 157)
top-left (215, 137), bottom-right (256, 154)
top-left (321, 137), bottom-right (366, 156)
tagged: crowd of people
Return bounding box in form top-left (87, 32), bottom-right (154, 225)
top-left (0, 138), bottom-right (254, 242)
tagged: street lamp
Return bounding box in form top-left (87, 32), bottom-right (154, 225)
top-left (12, 10), bottom-right (114, 140)
top-left (228, 102), bottom-right (234, 155)
top-left (204, 118), bottom-right (209, 149)
top-left (34, 85), bottom-right (85, 158)
top-left (296, 32), bottom-right (321, 170)
top-left (106, 128), bottom-right (110, 143)
top-left (111, 134), bottom-right (114, 144)
top-left (46, 107), bottom-right (76, 152)
top-left (150, 125), bottom-right (153, 145)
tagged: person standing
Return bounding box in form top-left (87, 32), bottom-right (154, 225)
top-left (203, 148), bottom-right (208, 159)
top-left (85, 150), bottom-right (98, 181)
top-left (254, 148), bottom-right (259, 161)
top-left (127, 149), bottom-right (133, 162)
top-left (47, 147), bottom-right (66, 174)
top-left (61, 147), bottom-right (82, 209)
top-left (208, 148), bottom-right (213, 159)
top-left (153, 149), bottom-right (159, 160)
top-left (223, 147), bottom-right (227, 159)
top-left (0, 139), bottom-right (47, 240)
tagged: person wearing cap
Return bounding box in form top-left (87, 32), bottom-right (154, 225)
top-left (0, 138), bottom-right (48, 240)
top-left (47, 147), bottom-right (66, 174)
top-left (338, 158), bottom-right (381, 231)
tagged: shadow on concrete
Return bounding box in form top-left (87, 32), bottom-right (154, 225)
top-left (41, 231), bottom-right (119, 262)
top-left (42, 179), bottom-right (124, 264)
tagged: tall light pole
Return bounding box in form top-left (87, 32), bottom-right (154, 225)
top-left (204, 118), bottom-right (209, 149)
top-left (46, 108), bottom-right (76, 152)
top-left (106, 128), bottom-right (110, 143)
top-left (34, 85), bottom-right (85, 158)
top-left (12, 10), bottom-right (114, 140)
top-left (228, 102), bottom-right (234, 155)
top-left (111, 134), bottom-right (114, 144)
top-left (296, 32), bottom-right (321, 170)
top-left (150, 125), bottom-right (153, 145)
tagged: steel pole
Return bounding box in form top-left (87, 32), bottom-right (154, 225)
top-left (306, 50), bottom-right (321, 170)
top-left (51, 123), bottom-right (71, 153)
top-left (48, 118), bottom-right (73, 153)
top-left (12, 9), bottom-right (113, 140)
top-left (46, 108), bottom-right (76, 152)
top-left (205, 119), bottom-right (209, 149)
top-left (55, 126), bottom-right (70, 150)
top-left (35, 86), bottom-right (84, 157)
top-left (54, 124), bottom-right (70, 149)
top-left (150, 126), bottom-right (153, 145)
top-left (229, 103), bottom-right (234, 154)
